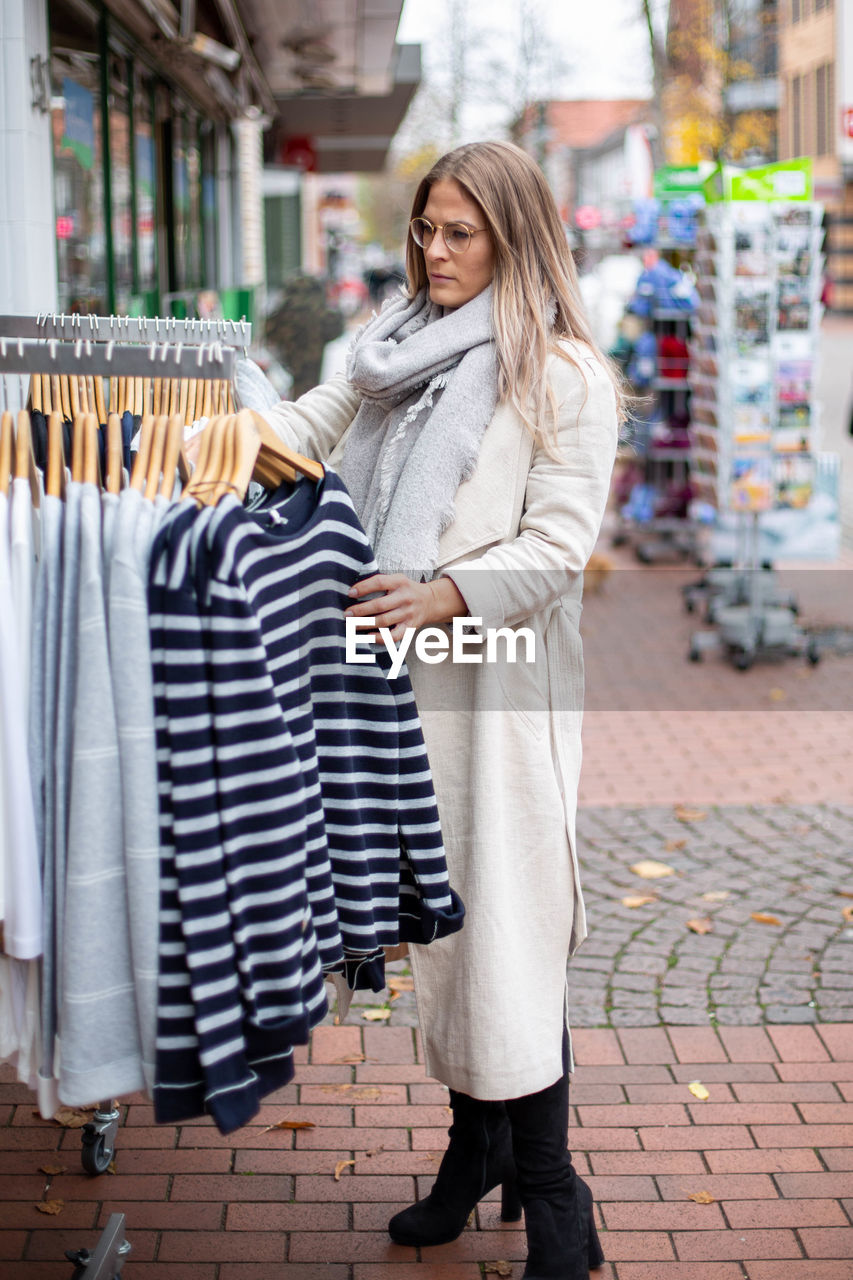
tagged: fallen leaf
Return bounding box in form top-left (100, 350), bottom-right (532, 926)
top-left (688, 1190), bottom-right (716, 1204)
top-left (35, 1199), bottom-right (64, 1215)
top-left (842, 905), bottom-right (853, 923)
top-left (751, 912), bottom-right (782, 927)
top-left (665, 838), bottom-right (687, 852)
top-left (701, 890), bottom-right (730, 902)
top-left (674, 805), bottom-right (707, 823)
top-left (630, 860), bottom-right (676, 880)
top-left (621, 894), bottom-right (659, 909)
top-left (332, 1054), bottom-right (365, 1064)
top-left (260, 1119), bottom-right (316, 1133)
top-left (52, 1107), bottom-right (92, 1128)
top-left (688, 1082), bottom-right (710, 1101)
top-left (364, 1146), bottom-right (385, 1158)
top-left (769, 688), bottom-right (787, 701)
top-left (484, 1264), bottom-right (513, 1278)
top-left (686, 917), bottom-right (713, 935)
top-left (361, 1008), bottom-right (391, 1022)
top-left (835, 890), bottom-right (853, 900)
top-left (387, 975), bottom-right (414, 993)
top-left (107, 1160), bottom-right (117, 1175)
top-left (319, 1085), bottom-right (381, 1102)
top-left (388, 990), bottom-right (401, 1003)
top-left (38, 1164), bottom-right (67, 1176)
top-left (333, 1159), bottom-right (355, 1181)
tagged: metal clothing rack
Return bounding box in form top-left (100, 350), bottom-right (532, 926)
top-left (0, 313), bottom-right (250, 1275)
top-left (65, 1213), bottom-right (131, 1279)
top-left (0, 335), bottom-right (237, 380)
top-left (0, 312), bottom-right (252, 347)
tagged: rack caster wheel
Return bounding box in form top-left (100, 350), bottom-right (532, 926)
top-left (81, 1130), bottom-right (112, 1176)
top-left (685, 598), bottom-right (695, 614)
top-left (807, 642), bottom-right (820, 666)
top-left (733, 651), bottom-right (753, 671)
top-left (688, 646), bottom-right (701, 662)
top-left (80, 1104), bottom-right (119, 1176)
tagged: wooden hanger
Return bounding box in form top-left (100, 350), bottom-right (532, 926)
top-left (129, 414), bottom-right (155, 491)
top-left (15, 410), bottom-right (41, 506)
top-left (144, 415), bottom-right (169, 501)
top-left (94, 375), bottom-right (108, 425)
top-left (105, 412), bottom-right (123, 495)
top-left (46, 411), bottom-right (67, 499)
top-left (29, 374), bottom-right (42, 413)
top-left (69, 374), bottom-right (81, 420)
top-left (249, 411), bottom-right (323, 484)
top-left (59, 374), bottom-right (72, 421)
top-left (209, 413), bottom-right (238, 504)
top-left (229, 410), bottom-right (263, 501)
top-left (82, 413), bottom-right (100, 487)
top-left (157, 413), bottom-right (183, 499)
top-left (70, 413), bottom-right (86, 482)
top-left (182, 415), bottom-right (227, 505)
top-left (0, 411), bottom-right (12, 495)
top-left (41, 374), bottom-right (52, 414)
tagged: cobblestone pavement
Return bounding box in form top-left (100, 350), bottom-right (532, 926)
top-left (574, 803), bottom-right (853, 1029)
top-left (330, 802), bottom-right (853, 1035)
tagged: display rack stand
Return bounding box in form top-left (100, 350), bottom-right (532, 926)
top-left (685, 198), bottom-right (825, 668)
top-left (65, 1214), bottom-right (130, 1279)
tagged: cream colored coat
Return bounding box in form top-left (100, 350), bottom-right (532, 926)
top-left (261, 341), bottom-right (618, 1100)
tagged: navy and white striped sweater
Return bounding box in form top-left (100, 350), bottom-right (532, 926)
top-left (149, 471), bottom-right (464, 1133)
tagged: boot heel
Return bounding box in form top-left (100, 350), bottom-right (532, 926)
top-left (500, 1175), bottom-right (522, 1222)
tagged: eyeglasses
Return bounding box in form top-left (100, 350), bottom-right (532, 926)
top-left (409, 216), bottom-right (488, 255)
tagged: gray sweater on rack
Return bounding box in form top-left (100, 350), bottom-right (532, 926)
top-left (60, 483), bottom-right (144, 1105)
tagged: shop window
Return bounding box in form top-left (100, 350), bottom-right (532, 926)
top-left (108, 54), bottom-right (134, 314)
top-left (791, 75), bottom-right (802, 155)
top-left (200, 124), bottom-right (218, 288)
top-left (815, 62), bottom-right (834, 156)
top-left (49, 1), bottom-right (106, 313)
top-left (134, 69), bottom-right (158, 307)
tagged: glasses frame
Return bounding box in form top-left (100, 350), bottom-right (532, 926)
top-left (409, 216), bottom-right (489, 255)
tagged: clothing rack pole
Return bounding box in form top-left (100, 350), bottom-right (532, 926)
top-left (0, 337), bottom-right (236, 381)
top-left (0, 313), bottom-right (252, 347)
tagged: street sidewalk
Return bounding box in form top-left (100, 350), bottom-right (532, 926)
top-left (1, 534), bottom-right (852, 1276)
top-left (2, 1020), bottom-right (851, 1278)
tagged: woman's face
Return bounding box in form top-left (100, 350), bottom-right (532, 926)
top-left (419, 178), bottom-right (495, 310)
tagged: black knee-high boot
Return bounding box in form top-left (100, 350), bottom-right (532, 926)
top-left (387, 1089), bottom-right (521, 1247)
top-left (504, 1073), bottom-right (604, 1279)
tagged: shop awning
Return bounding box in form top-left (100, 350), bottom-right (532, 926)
top-left (101, 0), bottom-right (419, 169)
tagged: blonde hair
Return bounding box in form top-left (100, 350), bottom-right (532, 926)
top-left (406, 140), bottom-right (626, 442)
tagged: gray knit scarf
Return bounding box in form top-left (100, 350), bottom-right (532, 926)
top-left (339, 284), bottom-right (498, 576)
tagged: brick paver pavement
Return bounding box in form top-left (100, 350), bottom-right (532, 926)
top-left (2, 531), bottom-right (851, 1274)
top-left (2, 1021), bottom-right (852, 1278)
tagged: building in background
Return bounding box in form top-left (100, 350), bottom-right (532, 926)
top-left (663, 0), bottom-right (779, 168)
top-left (778, 0), bottom-right (853, 313)
top-left (0, 0), bottom-right (418, 320)
top-left (513, 100), bottom-right (656, 253)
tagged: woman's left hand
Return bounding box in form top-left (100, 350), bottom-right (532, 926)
top-left (345, 574), bottom-right (466, 644)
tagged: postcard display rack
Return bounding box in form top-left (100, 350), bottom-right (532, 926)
top-left (686, 202), bottom-right (824, 668)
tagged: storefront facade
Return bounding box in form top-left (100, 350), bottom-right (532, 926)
top-left (0, 0), bottom-right (417, 322)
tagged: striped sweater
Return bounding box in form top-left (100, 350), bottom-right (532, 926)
top-left (149, 471), bottom-right (463, 1132)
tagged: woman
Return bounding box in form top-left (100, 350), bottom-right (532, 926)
top-left (261, 140), bottom-right (621, 1280)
